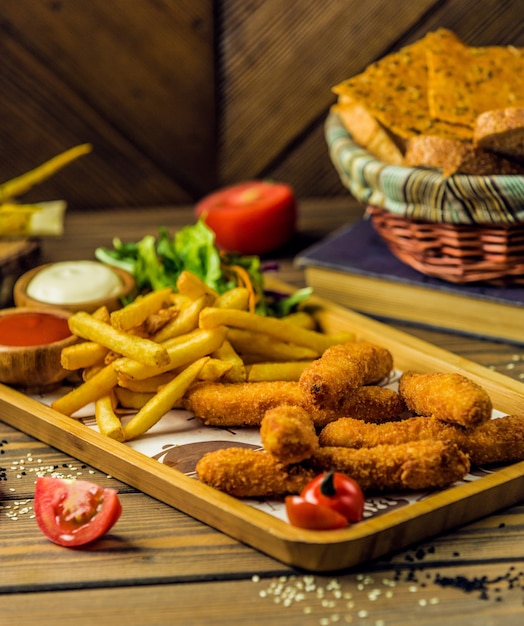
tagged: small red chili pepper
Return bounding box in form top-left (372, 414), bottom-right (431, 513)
top-left (285, 472), bottom-right (365, 530)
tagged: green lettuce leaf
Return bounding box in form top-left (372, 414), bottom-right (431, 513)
top-left (94, 219), bottom-right (310, 316)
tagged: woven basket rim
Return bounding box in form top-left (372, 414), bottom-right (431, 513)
top-left (326, 112), bottom-right (524, 227)
top-left (367, 205), bottom-right (524, 284)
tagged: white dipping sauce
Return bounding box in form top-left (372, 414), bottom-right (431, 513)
top-left (27, 261), bottom-right (123, 304)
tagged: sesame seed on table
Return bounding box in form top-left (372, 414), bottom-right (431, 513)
top-left (1, 199), bottom-right (524, 625)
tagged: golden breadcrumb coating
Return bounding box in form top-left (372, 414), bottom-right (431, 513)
top-left (260, 404), bottom-right (318, 464)
top-left (196, 447), bottom-right (314, 497)
top-left (398, 371), bottom-right (492, 428)
top-left (183, 380), bottom-right (404, 428)
top-left (299, 341), bottom-right (393, 409)
top-left (183, 380), bottom-right (303, 427)
top-left (319, 414), bottom-right (524, 467)
top-left (309, 441), bottom-right (470, 492)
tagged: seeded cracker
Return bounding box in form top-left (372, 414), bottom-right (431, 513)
top-left (332, 28), bottom-right (472, 141)
top-left (427, 38), bottom-right (524, 128)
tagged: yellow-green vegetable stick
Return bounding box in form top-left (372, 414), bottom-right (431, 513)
top-left (0, 143), bottom-right (92, 202)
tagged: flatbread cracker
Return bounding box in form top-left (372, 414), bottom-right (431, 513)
top-left (333, 29), bottom-right (472, 141)
top-left (428, 39), bottom-right (524, 128)
top-left (332, 95), bottom-right (405, 164)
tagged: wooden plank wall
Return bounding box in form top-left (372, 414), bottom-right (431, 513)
top-left (219, 0), bottom-right (524, 198)
top-left (0, 0), bottom-right (216, 208)
top-left (0, 0), bottom-right (522, 210)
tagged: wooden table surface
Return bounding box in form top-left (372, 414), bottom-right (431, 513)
top-left (1, 199), bottom-right (524, 625)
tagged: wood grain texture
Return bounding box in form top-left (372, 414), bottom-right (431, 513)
top-left (1, 202), bottom-right (524, 623)
top-left (0, 0), bottom-right (215, 208)
top-left (0, 0), bottom-right (522, 208)
top-left (219, 0), bottom-right (524, 196)
top-left (2, 209), bottom-right (524, 572)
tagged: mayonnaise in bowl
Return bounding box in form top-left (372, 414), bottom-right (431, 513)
top-left (14, 261), bottom-right (136, 313)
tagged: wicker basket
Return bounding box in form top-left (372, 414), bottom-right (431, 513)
top-left (367, 206), bottom-right (524, 284)
top-left (325, 112), bottom-right (524, 284)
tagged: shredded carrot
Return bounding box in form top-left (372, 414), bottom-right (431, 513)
top-left (226, 264), bottom-right (257, 313)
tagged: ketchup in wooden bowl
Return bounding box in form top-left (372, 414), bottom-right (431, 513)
top-left (0, 309), bottom-right (71, 346)
top-left (0, 307), bottom-right (78, 392)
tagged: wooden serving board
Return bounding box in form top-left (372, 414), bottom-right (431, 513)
top-left (1, 278), bottom-right (524, 572)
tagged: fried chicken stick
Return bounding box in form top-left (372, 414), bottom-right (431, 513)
top-left (183, 380), bottom-right (404, 428)
top-left (319, 414), bottom-right (524, 466)
top-left (196, 447), bottom-right (315, 497)
top-left (260, 405), bottom-right (318, 464)
top-left (319, 384), bottom-right (405, 428)
top-left (299, 341), bottom-right (393, 410)
top-left (309, 442), bottom-right (470, 492)
top-left (398, 371), bottom-right (492, 428)
top-left (196, 440), bottom-right (470, 497)
top-left (183, 380), bottom-right (302, 427)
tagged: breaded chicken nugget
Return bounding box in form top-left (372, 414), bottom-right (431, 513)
top-left (316, 385), bottom-right (405, 428)
top-left (319, 415), bottom-right (461, 448)
top-left (319, 414), bottom-right (524, 467)
top-left (299, 341), bottom-right (393, 409)
top-left (309, 441), bottom-right (470, 492)
top-left (398, 371), bottom-right (492, 428)
top-left (183, 381), bottom-right (404, 428)
top-left (260, 405), bottom-right (318, 464)
top-left (462, 414), bottom-right (524, 466)
top-left (183, 380), bottom-right (303, 427)
top-left (196, 447), bottom-right (315, 497)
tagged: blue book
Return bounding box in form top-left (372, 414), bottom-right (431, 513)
top-left (295, 218), bottom-right (524, 344)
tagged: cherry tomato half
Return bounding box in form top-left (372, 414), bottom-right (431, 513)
top-left (195, 180), bottom-right (296, 255)
top-left (34, 477), bottom-right (122, 547)
top-left (285, 496), bottom-right (348, 530)
top-left (302, 472), bottom-right (365, 523)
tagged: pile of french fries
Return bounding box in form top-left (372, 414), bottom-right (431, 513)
top-left (52, 270), bottom-right (354, 441)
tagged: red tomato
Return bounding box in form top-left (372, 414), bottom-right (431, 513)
top-left (195, 180), bottom-right (297, 255)
top-left (285, 495), bottom-right (348, 530)
top-left (302, 472), bottom-right (365, 523)
top-left (34, 477), bottom-right (122, 547)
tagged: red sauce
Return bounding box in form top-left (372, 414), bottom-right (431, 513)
top-left (0, 311), bottom-right (72, 347)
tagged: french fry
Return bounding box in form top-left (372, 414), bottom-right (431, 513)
top-left (110, 287), bottom-right (173, 331)
top-left (123, 357), bottom-right (210, 440)
top-left (152, 293), bottom-right (214, 343)
top-left (227, 327), bottom-right (318, 361)
top-left (117, 370), bottom-right (178, 392)
top-left (114, 387), bottom-right (155, 410)
top-left (176, 270), bottom-right (218, 301)
top-left (282, 311), bottom-right (317, 330)
top-left (211, 339), bottom-right (246, 382)
top-left (68, 311), bottom-right (170, 367)
top-left (92, 306), bottom-right (111, 323)
top-left (117, 357), bottom-right (232, 391)
top-left (214, 287), bottom-right (251, 311)
top-left (82, 364), bottom-right (104, 381)
top-left (246, 361), bottom-right (312, 382)
top-left (196, 358), bottom-right (233, 381)
top-left (52, 363), bottom-right (118, 417)
top-left (61, 341), bottom-right (109, 370)
top-left (169, 293), bottom-right (194, 309)
top-left (199, 307), bottom-right (339, 355)
top-left (113, 326), bottom-right (228, 380)
top-left (95, 392), bottom-right (125, 441)
top-left (52, 268), bottom-right (334, 440)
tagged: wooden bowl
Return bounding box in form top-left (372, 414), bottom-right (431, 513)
top-left (13, 261), bottom-right (135, 313)
top-left (0, 307), bottom-right (79, 392)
